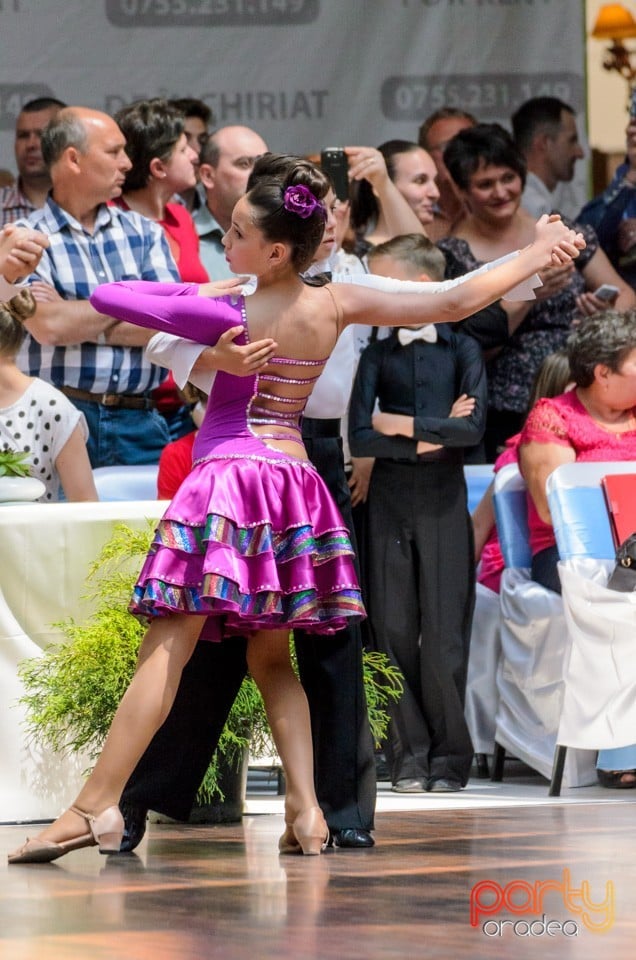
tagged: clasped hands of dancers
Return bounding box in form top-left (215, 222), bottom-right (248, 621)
top-left (8, 155), bottom-right (585, 865)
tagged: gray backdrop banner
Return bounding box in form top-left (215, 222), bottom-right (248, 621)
top-left (0, 0), bottom-right (587, 215)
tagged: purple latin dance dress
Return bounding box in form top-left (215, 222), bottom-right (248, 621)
top-left (90, 281), bottom-right (364, 636)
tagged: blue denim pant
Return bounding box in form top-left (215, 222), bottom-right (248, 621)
top-left (72, 398), bottom-right (170, 468)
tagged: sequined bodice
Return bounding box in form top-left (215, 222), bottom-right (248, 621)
top-left (195, 350), bottom-right (329, 463)
top-left (247, 356), bottom-right (325, 443)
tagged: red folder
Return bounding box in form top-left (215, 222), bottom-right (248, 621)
top-left (601, 474), bottom-right (636, 549)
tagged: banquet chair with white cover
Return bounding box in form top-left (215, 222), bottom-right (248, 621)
top-left (490, 464), bottom-right (597, 788)
top-left (93, 464), bottom-right (160, 501)
top-left (464, 581), bottom-right (501, 769)
top-left (546, 461), bottom-right (636, 795)
top-left (464, 462), bottom-right (499, 768)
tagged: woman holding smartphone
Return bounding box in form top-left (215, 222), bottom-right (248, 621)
top-left (439, 123), bottom-right (634, 460)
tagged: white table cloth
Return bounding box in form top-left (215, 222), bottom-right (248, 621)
top-left (0, 500), bottom-right (167, 822)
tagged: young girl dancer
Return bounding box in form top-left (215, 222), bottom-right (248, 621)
top-left (9, 156), bottom-right (583, 864)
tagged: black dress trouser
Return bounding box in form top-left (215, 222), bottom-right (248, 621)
top-left (364, 459), bottom-right (475, 787)
top-left (121, 430), bottom-right (376, 831)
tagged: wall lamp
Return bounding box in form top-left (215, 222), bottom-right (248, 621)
top-left (591, 3), bottom-right (636, 92)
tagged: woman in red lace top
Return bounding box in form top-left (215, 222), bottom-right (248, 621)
top-left (474, 350), bottom-right (572, 593)
top-left (519, 309), bottom-right (636, 593)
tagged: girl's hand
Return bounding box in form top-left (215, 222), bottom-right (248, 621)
top-left (198, 277), bottom-right (248, 298)
top-left (532, 215), bottom-right (585, 268)
top-left (550, 236), bottom-right (585, 266)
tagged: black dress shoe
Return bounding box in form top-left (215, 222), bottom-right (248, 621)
top-left (329, 828), bottom-right (375, 849)
top-left (118, 801), bottom-right (148, 853)
top-left (427, 778), bottom-right (461, 793)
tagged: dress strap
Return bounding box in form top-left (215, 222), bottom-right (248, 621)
top-left (324, 282), bottom-right (343, 329)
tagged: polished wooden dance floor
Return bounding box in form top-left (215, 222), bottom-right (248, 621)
top-left (2, 784), bottom-right (635, 960)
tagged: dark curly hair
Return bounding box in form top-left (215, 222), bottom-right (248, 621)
top-left (443, 123), bottom-right (526, 192)
top-left (567, 309), bottom-right (636, 388)
top-left (245, 153), bottom-right (330, 272)
top-left (115, 98), bottom-right (186, 192)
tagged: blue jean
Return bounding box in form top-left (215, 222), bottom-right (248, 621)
top-left (162, 404), bottom-right (196, 443)
top-left (72, 398), bottom-right (170, 468)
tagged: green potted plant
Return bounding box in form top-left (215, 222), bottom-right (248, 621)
top-left (18, 522), bottom-right (403, 819)
top-left (0, 448), bottom-right (46, 502)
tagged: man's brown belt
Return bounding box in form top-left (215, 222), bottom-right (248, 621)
top-left (61, 385), bottom-right (154, 410)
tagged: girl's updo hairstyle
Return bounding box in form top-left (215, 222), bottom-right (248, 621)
top-left (245, 153), bottom-right (330, 272)
top-left (115, 98), bottom-right (186, 192)
top-left (0, 288), bottom-right (36, 357)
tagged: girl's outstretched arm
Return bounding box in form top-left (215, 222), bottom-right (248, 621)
top-left (334, 216), bottom-right (584, 332)
top-left (90, 281), bottom-right (243, 346)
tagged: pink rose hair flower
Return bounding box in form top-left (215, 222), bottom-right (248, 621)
top-left (283, 184), bottom-right (325, 219)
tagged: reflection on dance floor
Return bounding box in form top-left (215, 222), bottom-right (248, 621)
top-left (1, 779), bottom-right (635, 960)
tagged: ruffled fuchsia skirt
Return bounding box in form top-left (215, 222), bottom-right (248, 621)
top-left (129, 454), bottom-right (365, 636)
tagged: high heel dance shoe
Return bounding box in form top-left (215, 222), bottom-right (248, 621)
top-left (278, 822), bottom-right (302, 855)
top-left (278, 799), bottom-right (301, 854)
top-left (288, 806), bottom-right (329, 856)
top-left (8, 804), bottom-right (124, 865)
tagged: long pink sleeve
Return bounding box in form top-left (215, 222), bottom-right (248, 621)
top-left (90, 281), bottom-right (245, 346)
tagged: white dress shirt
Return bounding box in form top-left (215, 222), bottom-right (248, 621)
top-left (521, 171), bottom-right (557, 219)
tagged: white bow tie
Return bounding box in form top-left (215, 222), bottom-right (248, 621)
top-left (397, 325), bottom-right (438, 347)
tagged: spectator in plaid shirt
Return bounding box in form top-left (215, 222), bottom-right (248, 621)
top-left (0, 97), bottom-right (66, 227)
top-left (16, 106), bottom-right (180, 467)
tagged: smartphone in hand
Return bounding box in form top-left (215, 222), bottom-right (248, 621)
top-left (593, 284), bottom-right (620, 304)
top-left (321, 147), bottom-right (349, 201)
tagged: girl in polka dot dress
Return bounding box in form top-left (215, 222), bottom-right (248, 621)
top-left (0, 290), bottom-right (97, 502)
